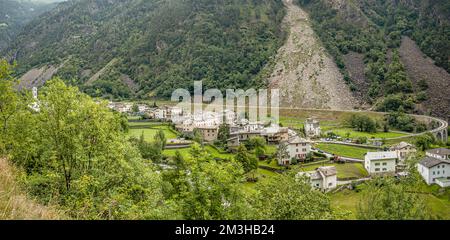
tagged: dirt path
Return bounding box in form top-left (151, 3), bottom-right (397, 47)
top-left (268, 0), bottom-right (357, 110)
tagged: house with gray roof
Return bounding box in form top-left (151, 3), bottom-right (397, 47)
top-left (418, 148), bottom-right (450, 187)
top-left (426, 148), bottom-right (450, 161)
top-left (297, 166), bottom-right (337, 191)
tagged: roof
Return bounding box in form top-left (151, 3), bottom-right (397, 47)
top-left (390, 142), bottom-right (415, 150)
top-left (317, 166), bottom-right (337, 177)
top-left (297, 166), bottom-right (336, 180)
top-left (419, 157), bottom-right (450, 168)
top-left (288, 136), bottom-right (309, 144)
top-left (426, 148), bottom-right (450, 156)
top-left (365, 151), bottom-right (398, 160)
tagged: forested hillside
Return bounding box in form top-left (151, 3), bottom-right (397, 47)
top-left (0, 0), bottom-right (57, 51)
top-left (4, 0), bottom-right (286, 99)
top-left (295, 0), bottom-right (450, 119)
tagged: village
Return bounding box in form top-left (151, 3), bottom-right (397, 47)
top-left (108, 101), bottom-right (450, 194)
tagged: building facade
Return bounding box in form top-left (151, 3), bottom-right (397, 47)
top-left (364, 152), bottom-right (398, 175)
top-left (418, 148), bottom-right (450, 187)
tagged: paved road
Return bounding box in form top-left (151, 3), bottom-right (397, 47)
top-left (311, 148), bottom-right (364, 162)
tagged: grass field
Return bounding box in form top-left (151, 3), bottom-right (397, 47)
top-left (297, 162), bottom-right (368, 180)
top-left (315, 143), bottom-right (371, 159)
top-left (325, 128), bottom-right (408, 139)
top-left (127, 124), bottom-right (178, 141)
top-left (162, 148), bottom-right (192, 158)
top-left (330, 186), bottom-right (450, 220)
top-left (259, 159), bottom-right (283, 170)
top-left (162, 145), bottom-right (235, 160)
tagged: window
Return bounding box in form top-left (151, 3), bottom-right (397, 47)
top-left (437, 171), bottom-right (440, 175)
top-left (302, 148), bottom-right (307, 152)
top-left (375, 163), bottom-right (380, 166)
top-left (382, 162), bottom-right (387, 166)
top-left (375, 168), bottom-right (380, 172)
top-left (433, 171), bottom-right (435, 175)
top-left (382, 168), bottom-right (387, 171)
top-left (438, 166), bottom-right (440, 169)
top-left (328, 183), bottom-right (332, 186)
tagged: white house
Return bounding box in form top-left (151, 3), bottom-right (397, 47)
top-left (137, 104), bottom-right (150, 113)
top-left (297, 166), bottom-right (337, 191)
top-left (426, 148), bottom-right (450, 161)
top-left (287, 136), bottom-right (311, 160)
top-left (417, 148), bottom-right (450, 187)
top-left (364, 151), bottom-right (398, 175)
top-left (417, 157), bottom-right (450, 187)
top-left (389, 142), bottom-right (417, 161)
top-left (304, 118), bottom-right (321, 138)
top-left (154, 109), bottom-right (167, 120)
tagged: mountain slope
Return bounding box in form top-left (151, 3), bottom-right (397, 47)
top-left (268, 0), bottom-right (357, 110)
top-left (295, 0), bottom-right (450, 118)
top-left (399, 37), bottom-right (450, 121)
top-left (4, 0), bottom-right (286, 99)
top-left (0, 0), bottom-right (57, 51)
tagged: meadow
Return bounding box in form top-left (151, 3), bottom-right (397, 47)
top-left (315, 143), bottom-right (372, 159)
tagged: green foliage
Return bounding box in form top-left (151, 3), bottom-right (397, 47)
top-left (235, 145), bottom-right (258, 174)
top-left (357, 177), bottom-right (432, 220)
top-left (385, 51), bottom-right (413, 94)
top-left (154, 129), bottom-right (167, 149)
top-left (1, 68), bottom-right (173, 219)
top-left (166, 143), bottom-right (249, 220)
top-left (347, 114), bottom-right (377, 133)
top-left (385, 111), bottom-right (426, 133)
top-left (249, 173), bottom-right (336, 220)
top-left (415, 133), bottom-right (437, 151)
top-left (376, 94), bottom-right (415, 112)
top-left (6, 0), bottom-right (286, 100)
top-left (296, 0), bottom-right (450, 109)
top-left (246, 137), bottom-right (267, 158)
top-left (217, 124), bottom-right (230, 147)
top-left (276, 142), bottom-right (289, 163)
top-left (0, 0), bottom-right (55, 50)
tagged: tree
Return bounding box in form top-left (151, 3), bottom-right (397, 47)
top-left (132, 132), bottom-right (163, 162)
top-left (175, 143), bottom-right (249, 220)
top-left (235, 144), bottom-right (258, 174)
top-left (356, 136), bottom-right (368, 144)
top-left (0, 61), bottom-right (25, 153)
top-left (217, 124), bottom-right (230, 147)
top-left (248, 137), bottom-right (267, 158)
top-left (132, 103), bottom-right (139, 113)
top-left (192, 128), bottom-right (203, 145)
top-left (415, 133), bottom-right (436, 151)
top-left (154, 129), bottom-right (167, 149)
top-left (7, 78), bottom-right (173, 219)
top-left (357, 177), bottom-right (432, 220)
top-left (276, 142), bottom-right (290, 164)
top-left (348, 114), bottom-right (377, 133)
top-left (249, 173), bottom-right (338, 220)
